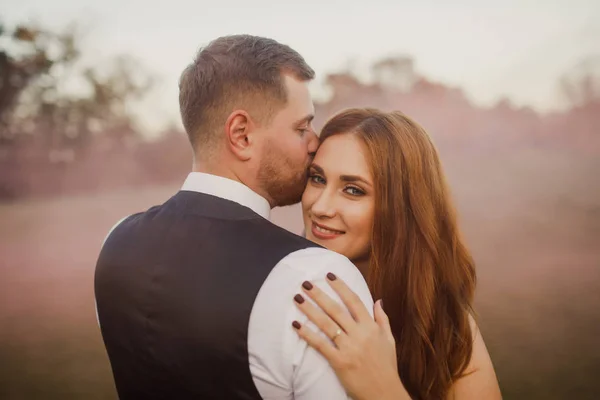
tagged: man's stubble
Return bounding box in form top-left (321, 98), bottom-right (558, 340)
top-left (257, 141), bottom-right (311, 208)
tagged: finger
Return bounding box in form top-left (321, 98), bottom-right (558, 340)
top-left (300, 280), bottom-right (357, 335)
top-left (324, 272), bottom-right (372, 323)
top-left (374, 299), bottom-right (395, 343)
top-left (292, 320), bottom-right (340, 364)
top-left (294, 293), bottom-right (350, 347)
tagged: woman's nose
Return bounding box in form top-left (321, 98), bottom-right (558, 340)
top-left (311, 189), bottom-right (336, 219)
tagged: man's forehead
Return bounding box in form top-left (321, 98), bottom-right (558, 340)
top-left (279, 74), bottom-right (313, 118)
top-left (283, 74), bottom-right (311, 98)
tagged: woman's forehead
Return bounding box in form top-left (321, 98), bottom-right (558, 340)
top-left (314, 135), bottom-right (371, 177)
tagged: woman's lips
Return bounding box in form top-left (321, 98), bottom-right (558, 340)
top-left (311, 221), bottom-right (345, 240)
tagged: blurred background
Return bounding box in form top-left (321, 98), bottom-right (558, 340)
top-left (0, 0), bottom-right (599, 399)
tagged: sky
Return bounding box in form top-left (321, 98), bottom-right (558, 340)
top-left (2, 0), bottom-right (600, 132)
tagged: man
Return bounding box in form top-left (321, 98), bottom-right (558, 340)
top-left (94, 34), bottom-right (373, 399)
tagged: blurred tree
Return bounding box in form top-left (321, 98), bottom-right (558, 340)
top-left (0, 20), bottom-right (158, 200)
top-left (0, 23), bottom-right (52, 139)
top-left (372, 55), bottom-right (417, 92)
top-left (559, 55), bottom-right (600, 108)
top-left (0, 21), bottom-right (154, 157)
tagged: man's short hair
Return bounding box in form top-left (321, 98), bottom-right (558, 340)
top-left (178, 35), bottom-right (315, 154)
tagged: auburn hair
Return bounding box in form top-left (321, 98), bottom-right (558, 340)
top-left (320, 108), bottom-right (477, 400)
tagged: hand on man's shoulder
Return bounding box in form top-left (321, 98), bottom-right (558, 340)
top-left (287, 247), bottom-right (374, 318)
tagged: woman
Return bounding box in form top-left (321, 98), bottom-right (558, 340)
top-left (292, 108), bottom-right (501, 399)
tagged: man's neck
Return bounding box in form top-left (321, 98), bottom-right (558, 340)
top-left (192, 161), bottom-right (238, 183)
top-left (192, 160), bottom-right (275, 208)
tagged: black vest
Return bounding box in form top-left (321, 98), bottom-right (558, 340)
top-left (94, 190), bottom-right (319, 399)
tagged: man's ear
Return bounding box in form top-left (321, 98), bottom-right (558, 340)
top-left (224, 110), bottom-right (254, 161)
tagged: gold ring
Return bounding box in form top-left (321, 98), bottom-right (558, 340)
top-left (331, 328), bottom-right (342, 341)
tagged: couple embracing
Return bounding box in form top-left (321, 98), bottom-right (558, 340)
top-left (94, 34), bottom-right (501, 400)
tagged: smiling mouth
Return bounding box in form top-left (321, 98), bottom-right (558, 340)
top-left (311, 221), bottom-right (345, 239)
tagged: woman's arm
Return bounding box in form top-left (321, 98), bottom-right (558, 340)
top-left (294, 273), bottom-right (503, 400)
top-left (292, 272), bottom-right (411, 400)
top-left (447, 316), bottom-right (502, 399)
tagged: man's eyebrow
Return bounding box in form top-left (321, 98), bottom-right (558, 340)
top-left (294, 114), bottom-right (314, 126)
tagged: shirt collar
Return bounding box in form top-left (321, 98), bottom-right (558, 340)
top-left (180, 172), bottom-right (271, 219)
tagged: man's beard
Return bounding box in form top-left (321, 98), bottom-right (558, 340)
top-left (257, 152), bottom-right (309, 208)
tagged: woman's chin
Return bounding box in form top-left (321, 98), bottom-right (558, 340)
top-left (306, 234), bottom-right (345, 256)
top-left (305, 232), bottom-right (332, 249)
top-left (305, 232), bottom-right (322, 246)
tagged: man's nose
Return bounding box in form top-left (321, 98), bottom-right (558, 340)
top-left (307, 130), bottom-right (319, 157)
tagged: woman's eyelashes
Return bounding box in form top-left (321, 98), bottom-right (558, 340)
top-left (309, 173), bottom-right (326, 185)
top-left (309, 173), bottom-right (366, 197)
top-left (344, 186), bottom-right (366, 196)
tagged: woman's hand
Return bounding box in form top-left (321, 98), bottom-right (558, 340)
top-left (292, 272), bottom-right (411, 400)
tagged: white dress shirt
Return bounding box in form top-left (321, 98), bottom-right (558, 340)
top-left (98, 172), bottom-right (374, 399)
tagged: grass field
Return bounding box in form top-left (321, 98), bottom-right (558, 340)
top-left (1, 150), bottom-right (598, 399)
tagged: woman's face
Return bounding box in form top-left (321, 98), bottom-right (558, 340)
top-left (301, 134), bottom-right (375, 270)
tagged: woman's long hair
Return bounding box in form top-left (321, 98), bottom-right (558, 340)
top-left (320, 108), bottom-right (477, 400)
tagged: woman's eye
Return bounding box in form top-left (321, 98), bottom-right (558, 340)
top-left (310, 175), bottom-right (325, 185)
top-left (344, 186), bottom-right (365, 196)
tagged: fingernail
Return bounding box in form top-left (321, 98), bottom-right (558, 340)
top-left (294, 294), bottom-right (305, 304)
top-left (302, 281), bottom-right (313, 290)
top-left (292, 320), bottom-right (301, 329)
top-left (326, 272), bottom-right (337, 281)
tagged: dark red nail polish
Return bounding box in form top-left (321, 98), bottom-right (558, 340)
top-left (294, 294), bottom-right (305, 304)
top-left (302, 281), bottom-right (313, 290)
top-left (326, 272), bottom-right (337, 281)
top-left (292, 320), bottom-right (301, 329)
